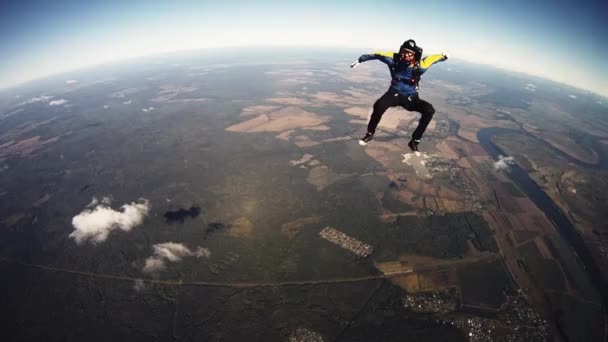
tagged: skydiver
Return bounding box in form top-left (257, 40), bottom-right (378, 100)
top-left (351, 40), bottom-right (448, 152)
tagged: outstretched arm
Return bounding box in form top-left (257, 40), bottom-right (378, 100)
top-left (351, 51), bottom-right (395, 68)
top-left (419, 53), bottom-right (448, 69)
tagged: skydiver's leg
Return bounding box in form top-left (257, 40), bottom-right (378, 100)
top-left (403, 96), bottom-right (435, 140)
top-left (366, 89), bottom-right (399, 135)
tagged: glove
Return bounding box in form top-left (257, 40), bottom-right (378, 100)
top-left (350, 61), bottom-right (360, 68)
top-left (441, 52), bottom-right (449, 61)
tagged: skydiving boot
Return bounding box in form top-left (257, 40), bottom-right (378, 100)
top-left (408, 139), bottom-right (420, 152)
top-left (359, 132), bottom-right (374, 146)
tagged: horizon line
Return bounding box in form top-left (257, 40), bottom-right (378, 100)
top-left (1, 45), bottom-right (606, 99)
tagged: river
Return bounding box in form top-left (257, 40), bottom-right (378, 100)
top-left (477, 127), bottom-right (608, 310)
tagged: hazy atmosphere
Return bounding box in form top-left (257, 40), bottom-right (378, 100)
top-left (1, 0), bottom-right (607, 96)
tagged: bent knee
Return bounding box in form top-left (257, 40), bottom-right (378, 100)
top-left (424, 105), bottom-right (435, 117)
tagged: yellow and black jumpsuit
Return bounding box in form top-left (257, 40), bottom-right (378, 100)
top-left (358, 51), bottom-right (447, 140)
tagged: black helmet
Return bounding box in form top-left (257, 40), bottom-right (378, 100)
top-left (400, 39), bottom-right (423, 62)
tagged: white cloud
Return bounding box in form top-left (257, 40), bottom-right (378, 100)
top-left (123, 100), bottom-right (132, 104)
top-left (143, 257), bottom-right (166, 273)
top-left (49, 99), bottom-right (68, 106)
top-left (133, 279), bottom-right (146, 291)
top-left (493, 155), bottom-right (515, 171)
top-left (17, 95), bottom-right (53, 106)
top-left (569, 94), bottom-right (577, 99)
top-left (141, 106), bottom-right (155, 112)
top-left (597, 101), bottom-right (603, 105)
top-left (66, 80), bottom-right (78, 84)
top-left (103, 105), bottom-right (109, 109)
top-left (142, 242), bottom-right (210, 274)
top-left (524, 83), bottom-right (536, 92)
top-left (4, 108), bottom-right (23, 118)
top-left (31, 95), bottom-right (53, 102)
top-left (69, 197), bottom-right (150, 244)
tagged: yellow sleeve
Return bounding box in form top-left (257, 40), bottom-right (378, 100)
top-left (419, 54), bottom-right (446, 69)
top-left (372, 51), bottom-right (395, 58)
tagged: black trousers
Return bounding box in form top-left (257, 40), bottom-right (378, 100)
top-left (366, 88), bottom-right (435, 140)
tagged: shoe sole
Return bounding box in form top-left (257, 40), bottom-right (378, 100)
top-left (359, 140), bottom-right (369, 146)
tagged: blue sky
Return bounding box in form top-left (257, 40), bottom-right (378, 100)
top-left (1, 0), bottom-right (606, 96)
